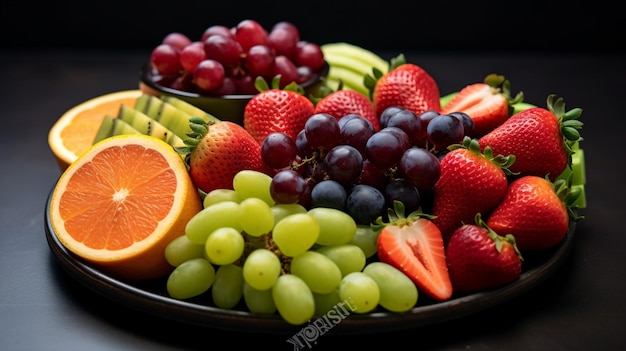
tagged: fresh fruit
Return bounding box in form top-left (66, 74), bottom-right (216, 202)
top-left (243, 86), bottom-right (315, 144)
top-left (147, 19), bottom-right (326, 96)
top-left (478, 94), bottom-right (583, 181)
top-left (49, 134), bottom-right (203, 280)
top-left (176, 118), bottom-right (273, 194)
top-left (92, 115), bottom-right (142, 144)
top-left (486, 175), bottom-right (575, 250)
top-left (372, 59), bottom-right (441, 118)
top-left (432, 137), bottom-right (514, 241)
top-left (321, 42), bottom-right (389, 95)
top-left (94, 104), bottom-right (185, 147)
top-left (313, 89), bottom-right (380, 131)
top-left (440, 74), bottom-right (524, 138)
top-left (362, 261), bottom-right (418, 313)
top-left (446, 214), bottom-right (523, 295)
top-left (48, 90), bottom-right (141, 171)
top-left (374, 202), bottom-right (453, 301)
top-left (133, 93), bottom-right (220, 139)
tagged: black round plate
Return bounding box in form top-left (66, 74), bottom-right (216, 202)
top-left (44, 189), bottom-right (575, 335)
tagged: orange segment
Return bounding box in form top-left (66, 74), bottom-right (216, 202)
top-left (50, 134), bottom-right (202, 280)
top-left (48, 90), bottom-right (142, 172)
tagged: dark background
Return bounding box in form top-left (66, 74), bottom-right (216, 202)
top-left (1, 0), bottom-right (620, 54)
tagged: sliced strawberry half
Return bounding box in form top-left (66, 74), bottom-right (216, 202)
top-left (374, 202), bottom-right (452, 301)
top-left (440, 74), bottom-right (523, 137)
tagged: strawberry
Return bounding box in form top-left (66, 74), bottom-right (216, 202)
top-left (432, 137), bottom-right (514, 242)
top-left (440, 74), bottom-right (524, 138)
top-left (486, 175), bottom-right (579, 251)
top-left (371, 57), bottom-right (440, 118)
top-left (374, 202), bottom-right (453, 301)
top-left (176, 118), bottom-right (273, 194)
top-left (478, 94), bottom-right (583, 181)
top-left (446, 214), bottom-right (523, 295)
top-left (243, 83), bottom-right (315, 144)
top-left (314, 89), bottom-right (380, 131)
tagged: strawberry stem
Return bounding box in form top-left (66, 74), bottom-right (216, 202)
top-left (449, 137), bottom-right (518, 175)
top-left (371, 200), bottom-right (436, 233)
top-left (474, 213), bottom-right (523, 261)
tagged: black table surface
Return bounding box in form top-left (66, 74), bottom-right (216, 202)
top-left (1, 49), bottom-right (625, 350)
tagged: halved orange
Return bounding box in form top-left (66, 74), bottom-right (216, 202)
top-left (49, 134), bottom-right (202, 280)
top-left (48, 90), bottom-right (142, 172)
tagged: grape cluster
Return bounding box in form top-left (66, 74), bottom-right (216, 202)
top-left (262, 107), bottom-right (475, 224)
top-left (148, 19), bottom-right (326, 96)
top-left (164, 170), bottom-right (417, 324)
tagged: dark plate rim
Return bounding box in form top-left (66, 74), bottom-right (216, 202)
top-left (44, 188), bottom-right (575, 335)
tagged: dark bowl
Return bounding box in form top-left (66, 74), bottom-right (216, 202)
top-left (139, 62), bottom-right (329, 124)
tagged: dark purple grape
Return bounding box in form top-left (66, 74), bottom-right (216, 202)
top-left (310, 179), bottom-right (347, 210)
top-left (270, 169), bottom-right (307, 204)
top-left (416, 109), bottom-right (440, 147)
top-left (385, 109), bottom-right (421, 144)
top-left (304, 113), bottom-right (340, 151)
top-left (339, 115), bottom-right (375, 157)
top-left (261, 132), bottom-right (297, 169)
top-left (397, 147), bottom-right (441, 192)
top-left (448, 111), bottom-right (475, 138)
top-left (426, 114), bottom-right (464, 151)
top-left (379, 106), bottom-right (403, 129)
top-left (338, 113), bottom-right (363, 129)
top-left (324, 145), bottom-right (363, 185)
top-left (385, 179), bottom-right (420, 214)
top-left (365, 128), bottom-right (407, 169)
top-left (295, 129), bottom-right (314, 157)
top-left (345, 184), bottom-right (386, 225)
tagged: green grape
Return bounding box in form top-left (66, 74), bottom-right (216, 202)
top-left (203, 188), bottom-right (242, 207)
top-left (271, 203), bottom-right (307, 224)
top-left (242, 248), bottom-right (281, 290)
top-left (290, 251), bottom-right (342, 294)
top-left (232, 170), bottom-right (275, 206)
top-left (307, 207), bottom-right (356, 246)
top-left (185, 201), bottom-right (242, 244)
top-left (362, 262), bottom-right (418, 313)
top-left (272, 213), bottom-right (319, 257)
top-left (316, 244), bottom-right (366, 277)
top-left (166, 257), bottom-right (215, 300)
top-left (338, 271), bottom-right (380, 314)
top-left (272, 274), bottom-right (315, 325)
top-left (164, 234), bottom-right (205, 267)
top-left (349, 225), bottom-right (379, 258)
top-left (239, 197), bottom-right (274, 237)
top-left (243, 282), bottom-right (276, 314)
top-left (212, 264), bottom-right (244, 309)
top-left (313, 289), bottom-right (342, 317)
top-left (204, 227), bottom-right (245, 265)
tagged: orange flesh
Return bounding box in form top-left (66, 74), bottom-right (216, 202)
top-left (60, 97), bottom-right (137, 156)
top-left (58, 144), bottom-right (176, 250)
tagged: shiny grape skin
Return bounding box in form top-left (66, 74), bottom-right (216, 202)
top-left (385, 179), bottom-right (420, 214)
top-left (385, 109), bottom-right (421, 145)
top-left (365, 128), bottom-right (407, 169)
top-left (448, 111), bottom-right (476, 138)
top-left (304, 113), bottom-right (340, 151)
top-left (310, 179), bottom-right (347, 210)
top-left (345, 184), bottom-right (386, 225)
top-left (151, 44), bottom-right (181, 75)
top-left (270, 169), bottom-right (307, 204)
top-left (379, 106), bottom-right (404, 129)
top-left (261, 132), bottom-right (298, 169)
top-left (397, 147), bottom-right (441, 192)
top-left (324, 145), bottom-right (363, 185)
top-left (426, 114), bottom-right (464, 151)
top-left (339, 114), bottom-right (375, 158)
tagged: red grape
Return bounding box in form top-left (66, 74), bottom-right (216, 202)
top-left (151, 44), bottom-right (181, 75)
top-left (193, 59), bottom-right (225, 91)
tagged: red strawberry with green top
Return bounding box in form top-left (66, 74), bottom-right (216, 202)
top-left (486, 175), bottom-right (580, 251)
top-left (374, 202), bottom-right (453, 301)
top-left (371, 56), bottom-right (440, 118)
top-left (314, 89), bottom-right (380, 131)
top-left (176, 118), bottom-right (274, 194)
top-left (440, 74), bottom-right (524, 138)
top-left (446, 213), bottom-right (523, 295)
top-left (478, 94), bottom-right (583, 181)
top-left (243, 81), bottom-right (315, 144)
top-left (432, 137), bottom-right (515, 242)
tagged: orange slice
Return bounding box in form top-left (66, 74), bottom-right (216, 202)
top-left (49, 134), bottom-right (202, 280)
top-left (48, 90), bottom-right (142, 172)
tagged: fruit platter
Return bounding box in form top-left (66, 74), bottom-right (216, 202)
top-left (45, 19), bottom-right (586, 335)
